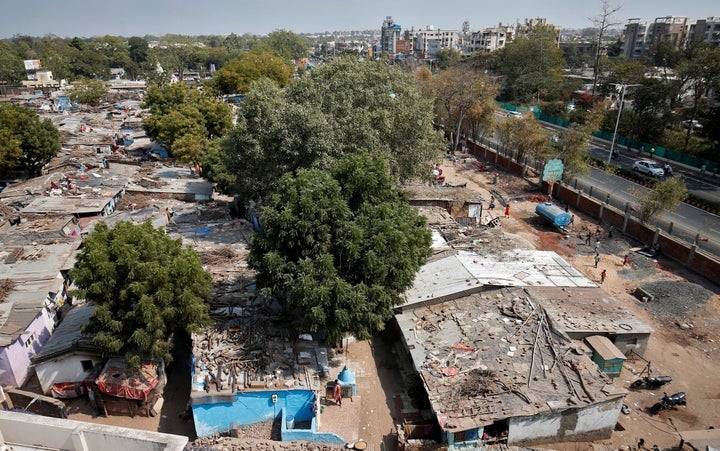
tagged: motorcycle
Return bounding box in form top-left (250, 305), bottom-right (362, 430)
top-left (630, 375), bottom-right (672, 389)
top-left (650, 392), bottom-right (686, 413)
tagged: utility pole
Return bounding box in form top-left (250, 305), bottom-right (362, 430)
top-left (607, 83), bottom-right (641, 163)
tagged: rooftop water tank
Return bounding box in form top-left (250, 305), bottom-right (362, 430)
top-left (535, 202), bottom-right (572, 228)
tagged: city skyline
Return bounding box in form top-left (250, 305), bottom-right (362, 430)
top-left (1, 0), bottom-right (717, 39)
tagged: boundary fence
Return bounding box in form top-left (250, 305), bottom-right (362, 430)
top-left (462, 135), bottom-right (720, 281)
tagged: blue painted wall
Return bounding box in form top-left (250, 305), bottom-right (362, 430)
top-left (280, 409), bottom-right (345, 445)
top-left (193, 390), bottom-right (316, 437)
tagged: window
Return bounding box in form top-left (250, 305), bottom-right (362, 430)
top-left (24, 334), bottom-right (36, 347)
top-left (81, 360), bottom-right (95, 372)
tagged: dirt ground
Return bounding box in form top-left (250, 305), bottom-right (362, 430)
top-left (439, 153), bottom-right (720, 449)
top-left (37, 153), bottom-right (720, 450)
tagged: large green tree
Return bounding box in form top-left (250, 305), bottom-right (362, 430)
top-left (419, 66), bottom-right (499, 151)
top-left (0, 104), bottom-right (60, 177)
top-left (248, 152), bottom-right (432, 343)
top-left (213, 57), bottom-right (443, 202)
top-left (0, 41), bottom-right (24, 84)
top-left (262, 29), bottom-right (310, 60)
top-left (143, 82), bottom-right (232, 171)
top-left (70, 221), bottom-right (212, 365)
top-left (209, 49), bottom-right (293, 95)
top-left (496, 25), bottom-right (565, 102)
top-left (67, 77), bottom-right (108, 106)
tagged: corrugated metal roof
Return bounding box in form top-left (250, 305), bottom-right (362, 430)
top-left (0, 305), bottom-right (42, 347)
top-left (21, 196), bottom-right (114, 215)
top-left (31, 304), bottom-right (99, 364)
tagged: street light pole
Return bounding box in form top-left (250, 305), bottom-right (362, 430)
top-left (607, 83), bottom-right (641, 163)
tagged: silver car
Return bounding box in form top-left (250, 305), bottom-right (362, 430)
top-left (633, 160), bottom-right (664, 177)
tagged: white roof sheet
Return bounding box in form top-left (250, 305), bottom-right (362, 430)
top-left (403, 250), bottom-right (596, 309)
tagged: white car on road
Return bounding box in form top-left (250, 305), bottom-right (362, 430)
top-left (633, 160), bottom-right (665, 177)
top-left (506, 111), bottom-right (523, 118)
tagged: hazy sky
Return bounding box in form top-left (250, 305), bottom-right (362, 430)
top-left (1, 0), bottom-right (717, 38)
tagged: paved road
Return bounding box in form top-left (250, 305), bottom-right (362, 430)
top-left (530, 116), bottom-right (720, 206)
top-left (576, 166), bottom-right (720, 256)
top-left (585, 139), bottom-right (720, 206)
top-left (488, 114), bottom-right (720, 256)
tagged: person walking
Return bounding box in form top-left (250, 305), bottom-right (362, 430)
top-left (623, 254), bottom-right (629, 266)
top-left (585, 232), bottom-right (592, 246)
top-left (650, 147), bottom-right (655, 160)
top-left (595, 239), bottom-right (600, 254)
top-left (504, 204), bottom-right (510, 218)
top-left (333, 379), bottom-right (342, 407)
top-left (608, 225), bottom-right (614, 239)
top-left (600, 269), bottom-right (607, 284)
top-left (594, 253), bottom-right (600, 268)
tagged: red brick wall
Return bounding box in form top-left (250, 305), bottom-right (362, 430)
top-left (657, 234), bottom-right (689, 264)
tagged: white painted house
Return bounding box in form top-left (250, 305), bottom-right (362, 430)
top-left (31, 304), bottom-right (103, 397)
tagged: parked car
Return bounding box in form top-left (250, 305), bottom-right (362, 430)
top-left (506, 111), bottom-right (523, 118)
top-left (682, 119), bottom-right (702, 130)
top-left (633, 160), bottom-right (665, 177)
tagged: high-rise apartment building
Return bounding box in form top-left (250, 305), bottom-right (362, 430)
top-left (380, 16), bottom-right (401, 54)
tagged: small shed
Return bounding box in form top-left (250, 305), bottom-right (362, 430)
top-left (585, 335), bottom-right (626, 378)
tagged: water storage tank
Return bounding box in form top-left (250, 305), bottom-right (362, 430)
top-left (535, 202), bottom-right (572, 227)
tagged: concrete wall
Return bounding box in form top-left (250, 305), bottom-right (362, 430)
top-left (192, 389), bottom-right (316, 437)
top-left (612, 332), bottom-right (650, 357)
top-left (280, 408), bottom-right (345, 445)
top-left (35, 352), bottom-right (103, 394)
top-left (0, 311), bottom-right (53, 387)
top-left (508, 397), bottom-right (623, 445)
top-left (0, 410), bottom-right (187, 450)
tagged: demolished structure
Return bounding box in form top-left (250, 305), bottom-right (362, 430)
top-left (392, 207), bottom-right (650, 448)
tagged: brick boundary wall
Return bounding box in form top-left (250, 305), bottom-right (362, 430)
top-left (463, 138), bottom-right (720, 280)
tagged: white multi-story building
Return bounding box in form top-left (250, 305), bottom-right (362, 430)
top-left (410, 26), bottom-right (461, 58)
top-left (465, 24), bottom-right (515, 53)
top-left (463, 18), bottom-right (559, 55)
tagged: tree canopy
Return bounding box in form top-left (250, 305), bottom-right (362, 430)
top-left (636, 177), bottom-right (688, 224)
top-left (211, 57), bottom-right (443, 201)
top-left (418, 66), bottom-right (499, 150)
top-left (495, 25), bottom-right (565, 102)
top-left (248, 152), bottom-right (432, 343)
top-left (66, 77), bottom-right (108, 106)
top-left (142, 82), bottom-right (233, 170)
top-left (208, 49), bottom-right (293, 95)
top-left (0, 104), bottom-right (60, 177)
top-left (261, 29), bottom-right (310, 60)
top-left (69, 221), bottom-right (212, 365)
